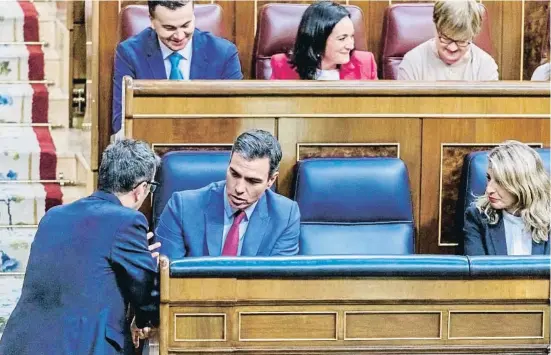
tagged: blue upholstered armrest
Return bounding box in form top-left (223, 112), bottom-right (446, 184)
top-left (169, 255), bottom-right (470, 278)
top-left (468, 255), bottom-right (551, 278)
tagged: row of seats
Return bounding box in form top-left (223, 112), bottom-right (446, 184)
top-left (118, 2), bottom-right (494, 79)
top-left (169, 255), bottom-right (551, 278)
top-left (153, 148), bottom-right (550, 255)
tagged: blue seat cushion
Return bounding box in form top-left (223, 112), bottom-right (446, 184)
top-left (300, 224), bottom-right (414, 255)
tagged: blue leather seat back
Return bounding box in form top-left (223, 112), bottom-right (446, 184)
top-left (153, 151), bottom-right (230, 226)
top-left (294, 158), bottom-right (414, 255)
top-left (456, 148), bottom-right (550, 236)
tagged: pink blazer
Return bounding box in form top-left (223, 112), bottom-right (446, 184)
top-left (270, 51), bottom-right (378, 80)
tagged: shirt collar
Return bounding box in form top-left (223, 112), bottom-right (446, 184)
top-left (223, 186), bottom-right (258, 221)
top-left (158, 37), bottom-right (193, 61)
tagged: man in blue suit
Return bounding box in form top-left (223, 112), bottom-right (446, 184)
top-left (156, 130), bottom-right (300, 259)
top-left (112, 0), bottom-right (243, 134)
top-left (0, 140), bottom-right (161, 355)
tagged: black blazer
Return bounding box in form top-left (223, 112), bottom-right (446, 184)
top-left (463, 205), bottom-right (550, 256)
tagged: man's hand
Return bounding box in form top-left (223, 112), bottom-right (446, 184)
top-left (147, 232), bottom-right (161, 263)
top-left (131, 317), bottom-right (153, 348)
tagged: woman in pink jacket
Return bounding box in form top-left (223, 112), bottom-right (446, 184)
top-left (270, 1), bottom-right (377, 81)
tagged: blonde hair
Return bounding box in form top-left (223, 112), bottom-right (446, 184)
top-left (475, 141), bottom-right (551, 243)
top-left (433, 0), bottom-right (482, 41)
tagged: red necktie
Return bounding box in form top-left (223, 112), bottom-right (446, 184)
top-left (221, 210), bottom-right (246, 256)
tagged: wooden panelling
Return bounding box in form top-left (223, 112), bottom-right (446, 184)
top-left (125, 80), bottom-right (550, 254)
top-left (168, 278), bottom-right (550, 302)
top-left (74, 0), bottom-right (85, 24)
top-left (97, 1), bottom-right (120, 170)
top-left (130, 118), bottom-right (275, 144)
top-left (420, 118), bottom-right (550, 254)
top-left (235, 1), bottom-right (256, 79)
top-left (297, 143), bottom-right (399, 161)
top-left (72, 24), bottom-right (87, 80)
top-left (173, 313), bottom-right (226, 341)
top-left (345, 312), bottom-right (441, 340)
top-left (500, 0), bottom-right (523, 79)
top-left (159, 267), bottom-right (551, 353)
top-left (449, 311), bottom-right (544, 339)
top-left (483, 0), bottom-right (503, 75)
top-left (240, 312), bottom-right (337, 340)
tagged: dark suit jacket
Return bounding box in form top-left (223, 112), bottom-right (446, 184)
top-left (0, 191), bottom-right (158, 355)
top-left (463, 205), bottom-right (550, 255)
top-left (270, 51), bottom-right (378, 80)
top-left (112, 27), bottom-right (243, 133)
top-left (155, 181), bottom-right (300, 260)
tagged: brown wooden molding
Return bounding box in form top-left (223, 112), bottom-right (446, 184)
top-left (129, 80), bottom-right (551, 97)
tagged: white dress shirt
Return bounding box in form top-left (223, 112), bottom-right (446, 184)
top-left (158, 37), bottom-right (193, 80)
top-left (221, 187), bottom-right (259, 255)
top-left (316, 69), bottom-right (340, 81)
top-left (502, 210), bottom-right (532, 255)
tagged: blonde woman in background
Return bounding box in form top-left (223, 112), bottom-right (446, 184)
top-left (398, 0), bottom-right (498, 81)
top-left (463, 141), bottom-right (550, 255)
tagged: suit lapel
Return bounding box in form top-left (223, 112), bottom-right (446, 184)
top-left (339, 53), bottom-right (357, 80)
top-left (488, 217), bottom-right (508, 255)
top-left (532, 240), bottom-right (546, 255)
top-left (205, 185), bottom-right (225, 256)
top-left (241, 194), bottom-right (270, 256)
top-left (146, 29), bottom-right (168, 79)
top-left (190, 30), bottom-right (208, 79)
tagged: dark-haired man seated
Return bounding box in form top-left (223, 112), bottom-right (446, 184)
top-left (156, 130), bottom-right (301, 259)
top-left (112, 0), bottom-right (243, 134)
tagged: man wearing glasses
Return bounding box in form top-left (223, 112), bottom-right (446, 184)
top-left (0, 139), bottom-right (161, 355)
top-left (398, 0), bottom-right (498, 81)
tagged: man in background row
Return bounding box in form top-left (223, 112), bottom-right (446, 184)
top-left (112, 0), bottom-right (242, 134)
top-left (0, 139), bottom-right (160, 355)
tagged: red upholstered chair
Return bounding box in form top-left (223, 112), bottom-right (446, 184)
top-left (253, 3), bottom-right (368, 79)
top-left (117, 4), bottom-right (226, 42)
top-left (380, 3), bottom-right (494, 80)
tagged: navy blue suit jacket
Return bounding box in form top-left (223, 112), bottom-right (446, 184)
top-left (463, 206), bottom-right (550, 255)
top-left (155, 181), bottom-right (300, 260)
top-left (0, 191), bottom-right (158, 355)
top-left (112, 27), bottom-right (243, 133)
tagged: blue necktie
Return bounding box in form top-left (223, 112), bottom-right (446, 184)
top-left (168, 52), bottom-right (184, 80)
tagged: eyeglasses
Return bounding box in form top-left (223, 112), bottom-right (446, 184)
top-left (133, 180), bottom-right (160, 193)
top-left (438, 34), bottom-right (472, 48)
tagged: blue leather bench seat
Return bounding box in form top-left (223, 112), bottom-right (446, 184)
top-left (294, 158), bottom-right (415, 255)
top-left (170, 255), bottom-right (469, 277)
top-left (169, 255), bottom-right (550, 278)
top-left (468, 255), bottom-right (551, 278)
